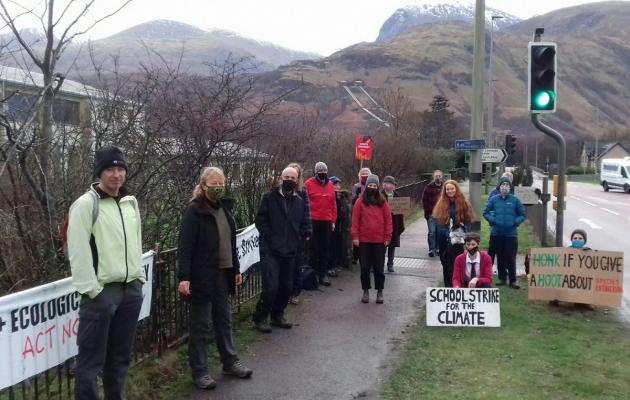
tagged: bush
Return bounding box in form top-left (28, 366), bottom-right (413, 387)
top-left (566, 165), bottom-right (596, 175)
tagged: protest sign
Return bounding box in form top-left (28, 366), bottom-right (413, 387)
top-left (528, 247), bottom-right (624, 307)
top-left (514, 186), bottom-right (539, 205)
top-left (0, 251), bottom-right (154, 390)
top-left (426, 288), bottom-right (501, 327)
top-left (355, 135), bottom-right (373, 161)
top-left (388, 197), bottom-right (411, 215)
top-left (236, 224), bottom-right (260, 274)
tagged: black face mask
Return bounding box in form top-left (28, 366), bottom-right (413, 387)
top-left (317, 173), bottom-right (328, 182)
top-left (282, 180), bottom-right (296, 192)
top-left (366, 188), bottom-right (379, 196)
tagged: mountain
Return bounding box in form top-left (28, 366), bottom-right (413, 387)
top-left (377, 1), bottom-right (521, 42)
top-left (1, 20), bottom-right (320, 75)
top-left (0, 28), bottom-right (52, 52)
top-left (261, 1), bottom-right (630, 143)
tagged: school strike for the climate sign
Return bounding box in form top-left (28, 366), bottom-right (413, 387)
top-left (426, 288), bottom-right (501, 327)
top-left (528, 247), bottom-right (624, 307)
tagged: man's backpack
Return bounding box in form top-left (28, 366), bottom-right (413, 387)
top-left (60, 189), bottom-right (100, 256)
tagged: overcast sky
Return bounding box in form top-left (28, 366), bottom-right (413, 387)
top-left (3, 0), bottom-right (625, 55)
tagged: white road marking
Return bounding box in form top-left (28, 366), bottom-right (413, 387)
top-left (601, 208), bottom-right (620, 216)
top-left (583, 201), bottom-right (597, 206)
top-left (570, 195), bottom-right (581, 201)
top-left (578, 218), bottom-right (602, 230)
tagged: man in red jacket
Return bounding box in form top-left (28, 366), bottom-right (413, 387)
top-left (452, 232), bottom-right (493, 288)
top-left (304, 161), bottom-right (337, 286)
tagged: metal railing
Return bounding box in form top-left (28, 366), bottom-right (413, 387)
top-left (0, 246), bottom-right (263, 400)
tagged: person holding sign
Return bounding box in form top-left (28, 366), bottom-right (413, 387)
top-left (178, 167), bottom-right (253, 390)
top-left (483, 177), bottom-right (526, 289)
top-left (352, 174), bottom-right (393, 304)
top-left (452, 233), bottom-right (493, 288)
top-left (432, 180), bottom-right (475, 287)
top-left (382, 175), bottom-right (405, 272)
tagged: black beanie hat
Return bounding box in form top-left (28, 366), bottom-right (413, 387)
top-left (94, 146), bottom-right (128, 178)
top-left (570, 229), bottom-right (587, 244)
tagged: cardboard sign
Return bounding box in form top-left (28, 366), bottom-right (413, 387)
top-left (388, 197), bottom-right (411, 215)
top-left (514, 186), bottom-right (539, 205)
top-left (528, 247), bottom-right (624, 307)
top-left (426, 288), bottom-right (501, 327)
top-left (355, 135), bottom-right (373, 160)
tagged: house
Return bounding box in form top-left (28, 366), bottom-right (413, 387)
top-left (580, 142), bottom-right (630, 169)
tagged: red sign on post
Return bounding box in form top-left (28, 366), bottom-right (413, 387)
top-left (355, 135), bottom-right (373, 160)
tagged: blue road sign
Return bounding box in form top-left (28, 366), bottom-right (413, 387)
top-left (454, 139), bottom-right (486, 150)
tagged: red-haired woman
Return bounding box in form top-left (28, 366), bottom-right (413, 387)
top-left (431, 179), bottom-right (475, 287)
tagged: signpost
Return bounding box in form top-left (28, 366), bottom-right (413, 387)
top-left (455, 139), bottom-right (486, 151)
top-left (481, 148), bottom-right (508, 163)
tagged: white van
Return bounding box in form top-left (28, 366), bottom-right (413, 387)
top-left (600, 157), bottom-right (630, 193)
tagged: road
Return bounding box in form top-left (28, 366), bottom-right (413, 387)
top-left (536, 176), bottom-right (630, 320)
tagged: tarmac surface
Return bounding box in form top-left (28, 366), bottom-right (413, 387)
top-left (186, 217), bottom-right (442, 400)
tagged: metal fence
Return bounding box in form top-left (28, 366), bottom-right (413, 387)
top-left (0, 245), bottom-right (264, 400)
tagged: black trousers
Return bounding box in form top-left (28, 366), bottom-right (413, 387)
top-left (291, 239), bottom-right (307, 297)
top-left (493, 235), bottom-right (518, 284)
top-left (254, 253), bottom-right (295, 322)
top-left (311, 220), bottom-right (332, 278)
top-left (188, 269), bottom-right (238, 379)
top-left (75, 281), bottom-right (143, 400)
top-left (386, 244), bottom-right (396, 267)
top-left (440, 243), bottom-right (464, 288)
top-left (359, 243), bottom-right (386, 290)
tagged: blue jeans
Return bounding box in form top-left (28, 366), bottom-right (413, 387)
top-left (426, 217), bottom-right (438, 252)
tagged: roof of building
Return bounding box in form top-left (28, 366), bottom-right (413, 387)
top-left (0, 65), bottom-right (99, 99)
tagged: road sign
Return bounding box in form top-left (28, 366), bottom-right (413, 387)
top-left (481, 148), bottom-right (508, 163)
top-left (455, 139), bottom-right (486, 150)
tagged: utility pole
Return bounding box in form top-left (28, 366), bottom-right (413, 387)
top-left (485, 15), bottom-right (503, 194)
top-left (469, 0), bottom-right (486, 231)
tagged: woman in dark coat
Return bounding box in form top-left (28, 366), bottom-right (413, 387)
top-left (177, 167), bottom-right (252, 390)
top-left (381, 176), bottom-right (405, 272)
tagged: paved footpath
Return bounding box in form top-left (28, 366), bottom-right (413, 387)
top-left (186, 218), bottom-right (441, 400)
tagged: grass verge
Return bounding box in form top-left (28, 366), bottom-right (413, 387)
top-left (126, 300), bottom-right (259, 400)
top-left (382, 276), bottom-right (630, 400)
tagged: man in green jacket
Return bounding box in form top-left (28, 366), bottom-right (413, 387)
top-left (67, 146), bottom-right (145, 400)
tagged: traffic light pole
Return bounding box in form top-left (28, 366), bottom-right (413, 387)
top-left (531, 114), bottom-right (565, 246)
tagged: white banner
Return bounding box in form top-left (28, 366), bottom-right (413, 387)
top-left (426, 288), bottom-right (501, 327)
top-left (236, 224), bottom-right (260, 274)
top-left (0, 251), bottom-right (154, 390)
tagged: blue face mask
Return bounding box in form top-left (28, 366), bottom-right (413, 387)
top-left (571, 239), bottom-right (585, 249)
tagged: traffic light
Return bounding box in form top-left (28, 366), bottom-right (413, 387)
top-left (528, 42), bottom-right (557, 113)
top-left (505, 134), bottom-right (517, 155)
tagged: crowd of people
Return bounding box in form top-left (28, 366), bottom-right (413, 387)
top-left (72, 147), bottom-right (593, 396)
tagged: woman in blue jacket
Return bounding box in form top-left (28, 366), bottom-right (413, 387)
top-left (483, 177), bottom-right (526, 288)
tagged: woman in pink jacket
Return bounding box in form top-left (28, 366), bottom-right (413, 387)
top-left (452, 232), bottom-right (493, 288)
top-left (352, 174), bottom-right (392, 304)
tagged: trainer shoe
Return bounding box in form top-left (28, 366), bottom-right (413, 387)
top-left (361, 290), bottom-right (369, 303)
top-left (193, 375), bottom-right (217, 390)
top-left (222, 360), bottom-right (253, 378)
top-left (376, 290), bottom-right (384, 304)
top-left (319, 275), bottom-right (331, 286)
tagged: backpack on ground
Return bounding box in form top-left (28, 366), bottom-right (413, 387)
top-left (301, 267), bottom-right (319, 291)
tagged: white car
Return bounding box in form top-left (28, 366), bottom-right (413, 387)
top-left (600, 157), bottom-right (630, 193)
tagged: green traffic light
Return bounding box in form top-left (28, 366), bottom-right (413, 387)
top-left (533, 90), bottom-right (556, 109)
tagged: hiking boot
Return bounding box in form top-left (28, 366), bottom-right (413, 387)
top-left (376, 290), bottom-right (384, 304)
top-left (222, 360), bottom-right (253, 378)
top-left (254, 320), bottom-right (272, 333)
top-left (193, 375), bottom-right (217, 390)
top-left (428, 251), bottom-right (435, 258)
top-left (270, 317), bottom-right (293, 329)
top-left (319, 275), bottom-right (331, 286)
top-left (289, 296), bottom-right (300, 305)
top-left (361, 290), bottom-right (369, 303)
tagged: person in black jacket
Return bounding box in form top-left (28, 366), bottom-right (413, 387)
top-left (178, 167), bottom-right (252, 390)
top-left (328, 176), bottom-right (350, 275)
top-left (253, 166), bottom-right (313, 333)
top-left (382, 176), bottom-right (405, 272)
